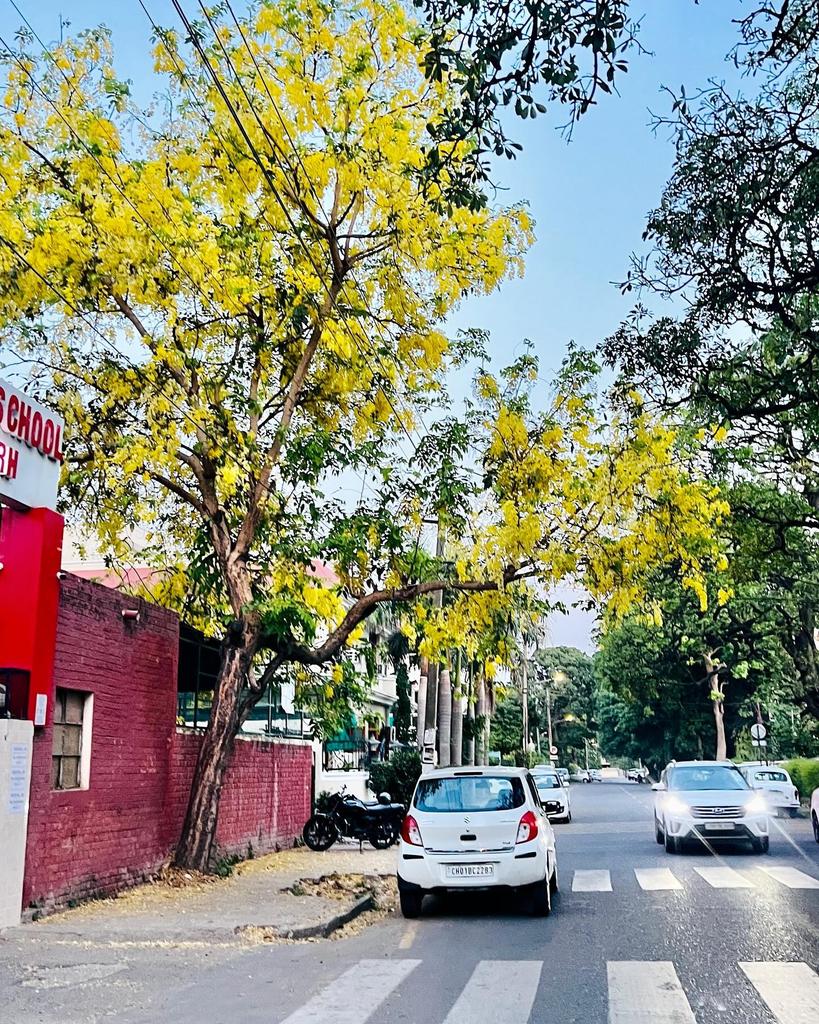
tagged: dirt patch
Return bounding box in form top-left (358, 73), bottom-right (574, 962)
top-left (238, 874), bottom-right (398, 945)
top-left (38, 866), bottom-right (220, 921)
top-left (284, 872), bottom-right (384, 901)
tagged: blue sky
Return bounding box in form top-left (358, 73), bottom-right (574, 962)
top-left (1, 1), bottom-right (749, 650)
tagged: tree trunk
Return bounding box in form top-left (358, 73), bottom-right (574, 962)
top-left (175, 640), bottom-right (253, 871)
top-left (704, 653), bottom-right (727, 761)
top-left (437, 667), bottom-right (452, 767)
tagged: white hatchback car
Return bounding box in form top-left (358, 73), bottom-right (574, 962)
top-left (740, 764), bottom-right (800, 817)
top-left (533, 769), bottom-right (572, 822)
top-left (653, 760), bottom-right (770, 853)
top-left (397, 766), bottom-right (558, 918)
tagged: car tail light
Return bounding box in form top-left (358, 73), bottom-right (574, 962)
top-left (401, 814), bottom-right (423, 846)
top-left (516, 810), bottom-right (539, 844)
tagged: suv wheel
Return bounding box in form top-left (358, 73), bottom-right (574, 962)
top-left (664, 831), bottom-right (679, 854)
top-left (752, 836), bottom-right (770, 854)
top-left (812, 812), bottom-right (819, 844)
top-left (655, 819), bottom-right (664, 844)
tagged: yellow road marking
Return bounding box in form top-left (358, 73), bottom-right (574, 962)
top-left (398, 920), bottom-right (419, 949)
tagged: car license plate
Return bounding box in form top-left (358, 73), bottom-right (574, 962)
top-left (446, 864), bottom-right (495, 879)
top-left (704, 822), bottom-right (734, 831)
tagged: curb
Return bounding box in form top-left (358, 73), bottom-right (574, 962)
top-left (236, 892), bottom-right (376, 943)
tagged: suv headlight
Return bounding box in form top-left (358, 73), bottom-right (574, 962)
top-left (746, 795), bottom-right (767, 815)
top-left (665, 796), bottom-right (689, 815)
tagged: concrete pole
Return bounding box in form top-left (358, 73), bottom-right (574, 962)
top-left (416, 656), bottom-right (428, 747)
top-left (521, 658), bottom-right (529, 764)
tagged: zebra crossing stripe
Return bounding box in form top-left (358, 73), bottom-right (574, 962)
top-left (634, 868), bottom-right (682, 891)
top-left (757, 866), bottom-right (819, 890)
top-left (442, 961), bottom-right (542, 1024)
top-left (741, 961), bottom-right (819, 1024)
top-left (279, 958), bottom-right (420, 1024)
top-left (693, 866), bottom-right (754, 889)
top-left (607, 961), bottom-right (696, 1023)
top-left (572, 869), bottom-right (613, 891)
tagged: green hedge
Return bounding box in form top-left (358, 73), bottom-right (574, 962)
top-left (782, 758), bottom-right (819, 802)
top-left (367, 749), bottom-right (422, 806)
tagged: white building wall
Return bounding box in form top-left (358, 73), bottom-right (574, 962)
top-left (0, 718), bottom-right (33, 929)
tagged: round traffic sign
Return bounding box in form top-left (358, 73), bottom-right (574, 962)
top-left (549, 745), bottom-right (558, 755)
top-left (750, 723), bottom-right (767, 741)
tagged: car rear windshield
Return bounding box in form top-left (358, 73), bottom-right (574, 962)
top-left (753, 770), bottom-right (788, 783)
top-left (414, 776), bottom-right (526, 813)
top-left (668, 766), bottom-right (748, 791)
top-left (535, 775), bottom-right (562, 790)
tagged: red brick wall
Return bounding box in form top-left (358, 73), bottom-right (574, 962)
top-left (169, 733), bottom-right (312, 860)
top-left (23, 574), bottom-right (311, 912)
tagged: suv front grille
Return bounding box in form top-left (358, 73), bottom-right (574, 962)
top-left (690, 806), bottom-right (745, 819)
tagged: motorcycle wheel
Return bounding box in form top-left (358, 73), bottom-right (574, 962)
top-left (368, 823), bottom-right (400, 849)
top-left (303, 814), bottom-right (338, 851)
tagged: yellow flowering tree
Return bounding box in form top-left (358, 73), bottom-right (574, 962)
top-left (0, 2), bottom-right (723, 870)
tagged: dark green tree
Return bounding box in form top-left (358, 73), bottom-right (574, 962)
top-left (489, 694), bottom-right (523, 757)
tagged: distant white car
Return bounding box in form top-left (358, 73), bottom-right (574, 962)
top-left (570, 768), bottom-right (591, 783)
top-left (739, 765), bottom-right (800, 817)
top-left (653, 760), bottom-right (770, 853)
top-left (555, 767), bottom-right (569, 785)
top-left (397, 767), bottom-right (559, 917)
top-left (589, 769), bottom-right (602, 782)
top-left (533, 769), bottom-right (572, 823)
top-left (811, 786), bottom-right (819, 844)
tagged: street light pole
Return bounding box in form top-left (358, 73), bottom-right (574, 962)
top-left (545, 684), bottom-right (553, 752)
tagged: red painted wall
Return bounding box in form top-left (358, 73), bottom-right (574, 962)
top-left (23, 574), bottom-right (311, 911)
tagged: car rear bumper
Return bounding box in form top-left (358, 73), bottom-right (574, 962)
top-left (397, 841), bottom-right (548, 891)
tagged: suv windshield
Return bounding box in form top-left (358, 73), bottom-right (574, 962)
top-left (668, 765), bottom-right (748, 792)
top-left (414, 776), bottom-right (526, 812)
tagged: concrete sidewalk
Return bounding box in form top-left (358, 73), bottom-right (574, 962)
top-left (7, 843), bottom-right (396, 945)
top-left (1, 844), bottom-right (399, 1024)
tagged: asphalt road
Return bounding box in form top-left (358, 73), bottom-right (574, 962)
top-left (129, 781), bottom-right (819, 1024)
top-left (6, 782), bottom-right (819, 1023)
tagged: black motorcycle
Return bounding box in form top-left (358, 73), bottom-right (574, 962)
top-left (302, 787), bottom-right (405, 850)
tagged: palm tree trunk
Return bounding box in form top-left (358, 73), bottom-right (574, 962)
top-left (464, 663), bottom-right (475, 766)
top-left (437, 666), bottom-right (452, 767)
top-left (450, 652), bottom-right (464, 766)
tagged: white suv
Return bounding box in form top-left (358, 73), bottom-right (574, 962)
top-left (397, 766), bottom-right (558, 917)
top-left (653, 761), bottom-right (770, 853)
